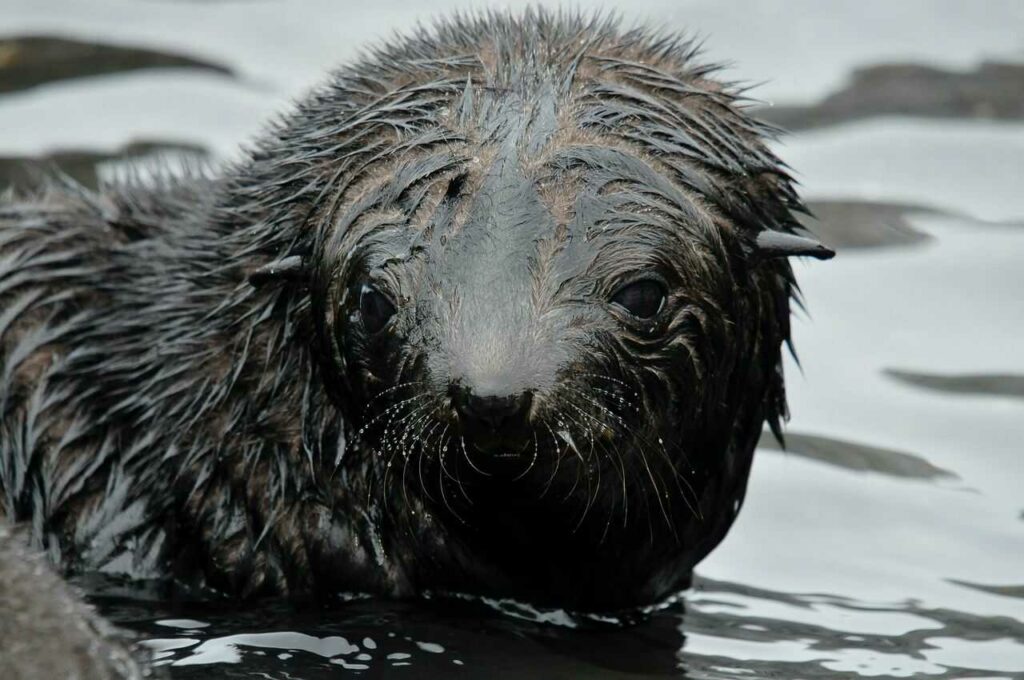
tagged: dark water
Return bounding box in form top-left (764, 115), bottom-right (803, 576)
top-left (2, 0), bottom-right (1023, 677)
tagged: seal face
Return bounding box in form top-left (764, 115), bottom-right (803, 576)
top-left (0, 12), bottom-right (830, 611)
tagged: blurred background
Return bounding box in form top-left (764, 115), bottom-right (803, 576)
top-left (2, 1), bottom-right (1022, 678)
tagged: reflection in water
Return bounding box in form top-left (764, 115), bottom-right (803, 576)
top-left (756, 431), bottom-right (958, 480)
top-left (947, 580), bottom-right (1024, 601)
top-left (2, 0), bottom-right (1023, 678)
top-left (779, 118), bottom-right (1024, 223)
top-left (885, 369), bottom-right (1024, 401)
top-left (800, 199), bottom-right (935, 251)
top-left (0, 35), bottom-right (232, 94)
top-left (757, 61), bottom-right (1024, 132)
top-left (0, 140), bottom-right (208, 190)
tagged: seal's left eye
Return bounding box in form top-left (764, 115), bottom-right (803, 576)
top-left (611, 279), bottom-right (666, 319)
top-left (359, 284), bottom-right (396, 334)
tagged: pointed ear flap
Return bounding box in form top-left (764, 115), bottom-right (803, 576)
top-left (249, 255), bottom-right (309, 287)
top-left (755, 229), bottom-right (835, 260)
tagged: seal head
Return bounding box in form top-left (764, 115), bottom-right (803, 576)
top-left (283, 15), bottom-right (831, 607)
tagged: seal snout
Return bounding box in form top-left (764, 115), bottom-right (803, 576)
top-left (451, 385), bottom-right (533, 453)
top-left (456, 390), bottom-right (533, 430)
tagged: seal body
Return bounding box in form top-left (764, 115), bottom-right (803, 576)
top-left (0, 12), bottom-right (824, 610)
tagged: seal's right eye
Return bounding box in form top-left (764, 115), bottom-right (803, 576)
top-left (611, 279), bottom-right (667, 319)
top-left (359, 284), bottom-right (396, 334)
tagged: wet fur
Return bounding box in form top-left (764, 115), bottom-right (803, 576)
top-left (0, 11), bottom-right (807, 610)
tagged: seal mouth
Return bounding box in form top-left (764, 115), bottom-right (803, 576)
top-left (466, 435), bottom-right (533, 458)
top-left (451, 389), bottom-right (536, 461)
top-left (461, 435), bottom-right (538, 479)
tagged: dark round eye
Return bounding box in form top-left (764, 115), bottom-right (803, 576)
top-left (611, 279), bottom-right (667, 319)
top-left (359, 284), bottom-right (396, 334)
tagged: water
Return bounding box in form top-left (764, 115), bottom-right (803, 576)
top-left (2, 0), bottom-right (1022, 677)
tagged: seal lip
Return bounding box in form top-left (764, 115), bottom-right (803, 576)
top-left (466, 436), bottom-right (534, 457)
top-left (460, 436), bottom-right (536, 479)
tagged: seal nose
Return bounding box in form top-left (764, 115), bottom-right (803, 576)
top-left (454, 388), bottom-right (533, 433)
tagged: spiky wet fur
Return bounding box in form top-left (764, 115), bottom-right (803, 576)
top-left (0, 11), bottom-right (805, 610)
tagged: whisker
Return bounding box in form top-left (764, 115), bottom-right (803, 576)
top-left (556, 400), bottom-right (607, 534)
top-left (551, 410), bottom-right (595, 531)
top-left (377, 396), bottom-right (435, 517)
top-left (560, 390), bottom-right (630, 535)
top-left (415, 413), bottom-right (445, 505)
top-left (551, 412), bottom-right (585, 504)
top-left (460, 435), bottom-right (491, 477)
top-left (363, 380), bottom-right (426, 415)
top-left (358, 392), bottom-right (428, 440)
top-left (574, 381), bottom-right (701, 525)
top-left (442, 436), bottom-right (472, 505)
top-left (366, 393), bottom-right (428, 513)
top-left (435, 428), bottom-right (469, 524)
top-left (393, 399), bottom-right (439, 517)
top-left (510, 428), bottom-right (540, 482)
top-left (539, 419), bottom-right (564, 498)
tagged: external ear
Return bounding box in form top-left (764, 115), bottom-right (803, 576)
top-left (755, 229), bottom-right (835, 260)
top-left (249, 255), bottom-right (309, 287)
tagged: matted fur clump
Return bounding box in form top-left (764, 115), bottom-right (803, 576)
top-left (0, 11), bottom-right (830, 610)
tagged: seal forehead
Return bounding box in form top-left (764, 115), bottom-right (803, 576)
top-left (437, 141), bottom-right (553, 281)
top-left (428, 134), bottom-right (563, 394)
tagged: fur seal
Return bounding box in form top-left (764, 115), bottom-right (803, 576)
top-left (0, 11), bottom-right (831, 611)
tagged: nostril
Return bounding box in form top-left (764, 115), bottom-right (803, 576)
top-left (453, 388), bottom-right (533, 432)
